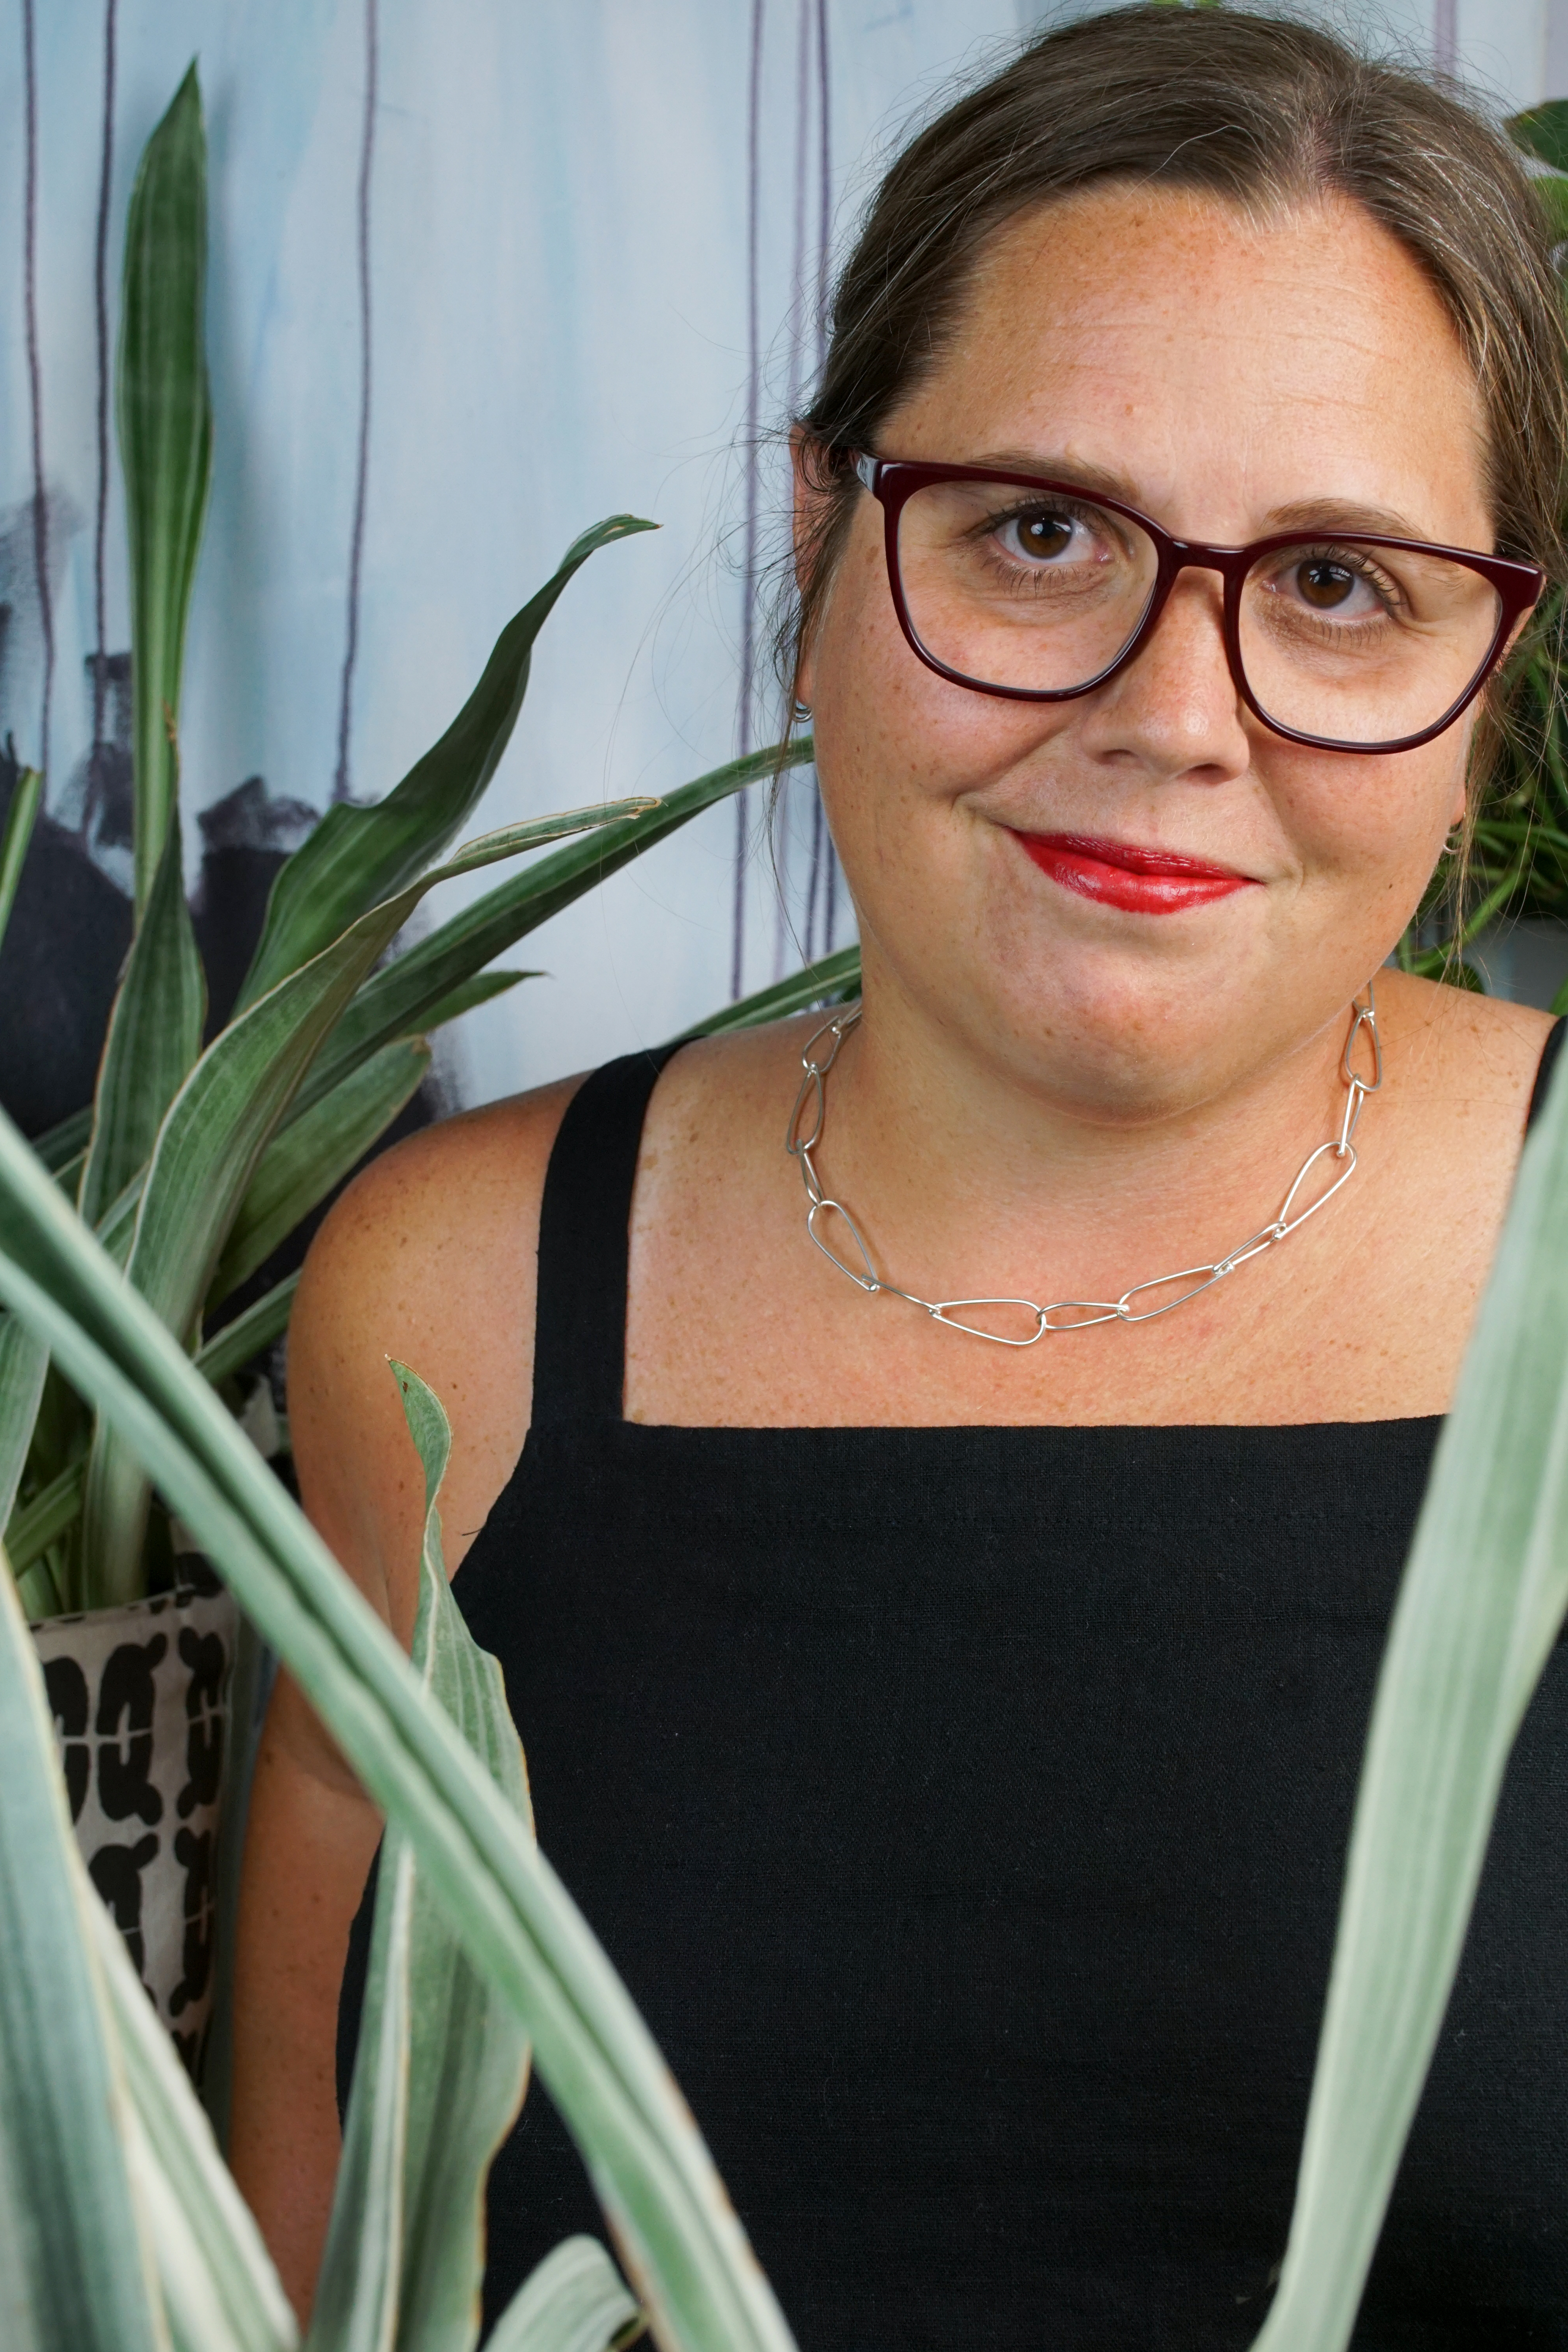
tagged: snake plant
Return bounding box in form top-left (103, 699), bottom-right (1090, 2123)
top-left (0, 1120), bottom-right (797, 2351)
top-left (0, 65), bottom-right (811, 1623)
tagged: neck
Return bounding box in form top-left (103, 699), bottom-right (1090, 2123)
top-left (812, 953), bottom-right (1373, 1311)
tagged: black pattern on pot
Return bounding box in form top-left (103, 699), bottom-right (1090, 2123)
top-left (31, 1562), bottom-right (238, 2081)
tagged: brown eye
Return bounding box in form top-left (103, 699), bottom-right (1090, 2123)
top-left (1009, 510), bottom-right (1075, 561)
top-left (1297, 558), bottom-right (1356, 609)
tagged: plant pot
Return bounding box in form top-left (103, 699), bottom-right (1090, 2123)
top-left (30, 1559), bottom-right (241, 2082)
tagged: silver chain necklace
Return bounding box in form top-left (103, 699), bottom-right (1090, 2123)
top-left (787, 983), bottom-right (1381, 1345)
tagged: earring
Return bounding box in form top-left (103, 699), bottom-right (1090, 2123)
top-left (792, 698), bottom-right (813, 723)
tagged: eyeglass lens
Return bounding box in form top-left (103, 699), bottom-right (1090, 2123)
top-left (894, 478), bottom-right (1504, 746)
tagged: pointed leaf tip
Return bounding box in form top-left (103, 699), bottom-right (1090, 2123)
top-left (235, 524), bottom-right (658, 1009)
top-left (389, 1355), bottom-right (453, 1522)
top-left (561, 514), bottom-right (658, 566)
top-left (121, 53), bottom-right (214, 914)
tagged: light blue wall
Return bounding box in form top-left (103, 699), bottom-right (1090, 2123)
top-left (3, 0), bottom-right (1562, 1104)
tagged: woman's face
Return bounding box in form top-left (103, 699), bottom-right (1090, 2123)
top-left (799, 185), bottom-right (1500, 1119)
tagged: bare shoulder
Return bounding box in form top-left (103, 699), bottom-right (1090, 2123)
top-left (1378, 969), bottom-right (1555, 1127)
top-left (288, 1076), bottom-right (582, 1643)
top-left (637, 1010), bottom-right (819, 1140)
top-left (628, 1013), bottom-right (827, 1238)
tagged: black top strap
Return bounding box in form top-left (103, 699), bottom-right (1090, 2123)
top-left (1527, 1016), bottom-right (1566, 1134)
top-left (532, 1044), bottom-right (685, 1427)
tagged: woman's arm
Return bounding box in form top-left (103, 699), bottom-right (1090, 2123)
top-left (229, 1676), bottom-right (384, 2317)
top-left (228, 1083), bottom-right (573, 2323)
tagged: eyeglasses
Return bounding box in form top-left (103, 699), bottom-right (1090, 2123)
top-left (852, 455), bottom-right (1542, 755)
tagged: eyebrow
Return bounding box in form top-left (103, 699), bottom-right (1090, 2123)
top-left (954, 453), bottom-right (1441, 546)
top-left (1265, 496), bottom-right (1435, 543)
top-left (963, 449), bottom-right (1147, 505)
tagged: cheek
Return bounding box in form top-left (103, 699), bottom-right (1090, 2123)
top-left (1266, 729), bottom-right (1470, 886)
top-left (810, 526), bottom-right (1078, 830)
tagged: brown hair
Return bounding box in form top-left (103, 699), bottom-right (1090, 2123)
top-left (781, 3), bottom-right (1568, 795)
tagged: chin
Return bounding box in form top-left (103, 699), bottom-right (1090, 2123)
top-left (948, 929), bottom-right (1276, 1104)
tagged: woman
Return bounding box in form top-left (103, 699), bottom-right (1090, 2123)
top-left (233, 10), bottom-right (1568, 2344)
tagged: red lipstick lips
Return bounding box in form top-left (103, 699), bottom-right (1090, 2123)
top-left (1015, 830), bottom-right (1254, 915)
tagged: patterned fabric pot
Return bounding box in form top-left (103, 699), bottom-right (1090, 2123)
top-left (30, 1562), bottom-right (239, 2081)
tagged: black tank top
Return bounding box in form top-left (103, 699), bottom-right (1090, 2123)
top-left (342, 1022), bottom-right (1568, 2350)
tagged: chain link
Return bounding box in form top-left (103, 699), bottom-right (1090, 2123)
top-left (787, 983), bottom-right (1380, 1346)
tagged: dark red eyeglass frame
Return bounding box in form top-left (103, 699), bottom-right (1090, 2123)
top-left (851, 453), bottom-right (1543, 755)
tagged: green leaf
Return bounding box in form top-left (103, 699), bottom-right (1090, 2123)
top-left (0, 1312), bottom-right (48, 1531)
top-left (291, 742), bottom-right (810, 1124)
top-left (53, 1151), bottom-right (87, 1204)
top-left (0, 1546), bottom-right (166, 2350)
top-left (391, 1363), bottom-right (534, 2350)
top-left (80, 804), bottom-right (635, 1606)
top-left (1250, 1039), bottom-right (1568, 2352)
top-left (487, 2239), bottom-right (643, 2352)
top-left (87, 1899), bottom-right (297, 2352)
top-left (235, 520), bottom-right (657, 1016)
top-left (79, 815), bottom-right (207, 1227)
top-left (96, 1173), bottom-right (146, 1270)
top-left (677, 943), bottom-right (860, 1039)
top-left (0, 766), bottom-right (43, 961)
top-left (193, 1275), bottom-right (300, 1388)
top-left (1531, 172), bottom-right (1568, 247)
top-left (1509, 100), bottom-right (1568, 172)
top-left (119, 64), bottom-right (213, 917)
top-left (3, 1458), bottom-right (83, 1581)
top-left (311, 1833), bottom-right (412, 2352)
top-left (0, 1107), bottom-right (798, 2352)
top-left (403, 964), bottom-right (535, 1037)
top-left (14, 1549), bottom-right (65, 1625)
top-left (207, 1038), bottom-right (429, 1311)
top-left (311, 1363), bottom-right (532, 2352)
top-left (32, 1106), bottom-right (93, 1178)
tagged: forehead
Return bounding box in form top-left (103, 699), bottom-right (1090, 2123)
top-left (895, 183), bottom-right (1491, 542)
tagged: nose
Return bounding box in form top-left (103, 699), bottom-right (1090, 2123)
top-left (1077, 561), bottom-right (1252, 783)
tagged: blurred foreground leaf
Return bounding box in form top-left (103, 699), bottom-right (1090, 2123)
top-left (488, 2238), bottom-right (643, 2352)
top-left (1251, 1050), bottom-right (1568, 2350)
top-left (0, 1103), bottom-right (799, 2352)
top-left (0, 1551), bottom-right (165, 2350)
top-left (309, 1362), bottom-right (533, 2352)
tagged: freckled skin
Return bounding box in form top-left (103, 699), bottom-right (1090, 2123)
top-left (801, 189), bottom-right (1497, 1126)
top-left (230, 185), bottom-right (1552, 2319)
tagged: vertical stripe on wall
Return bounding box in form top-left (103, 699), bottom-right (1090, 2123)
top-left (91, 0), bottom-right (118, 763)
top-left (333, 0), bottom-right (380, 805)
top-left (21, 0), bottom-right (53, 783)
top-left (771, 0), bottom-right (840, 984)
top-left (811, 0), bottom-right (837, 961)
top-left (734, 0), bottom-right (767, 998)
top-left (776, 0), bottom-right (824, 983)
